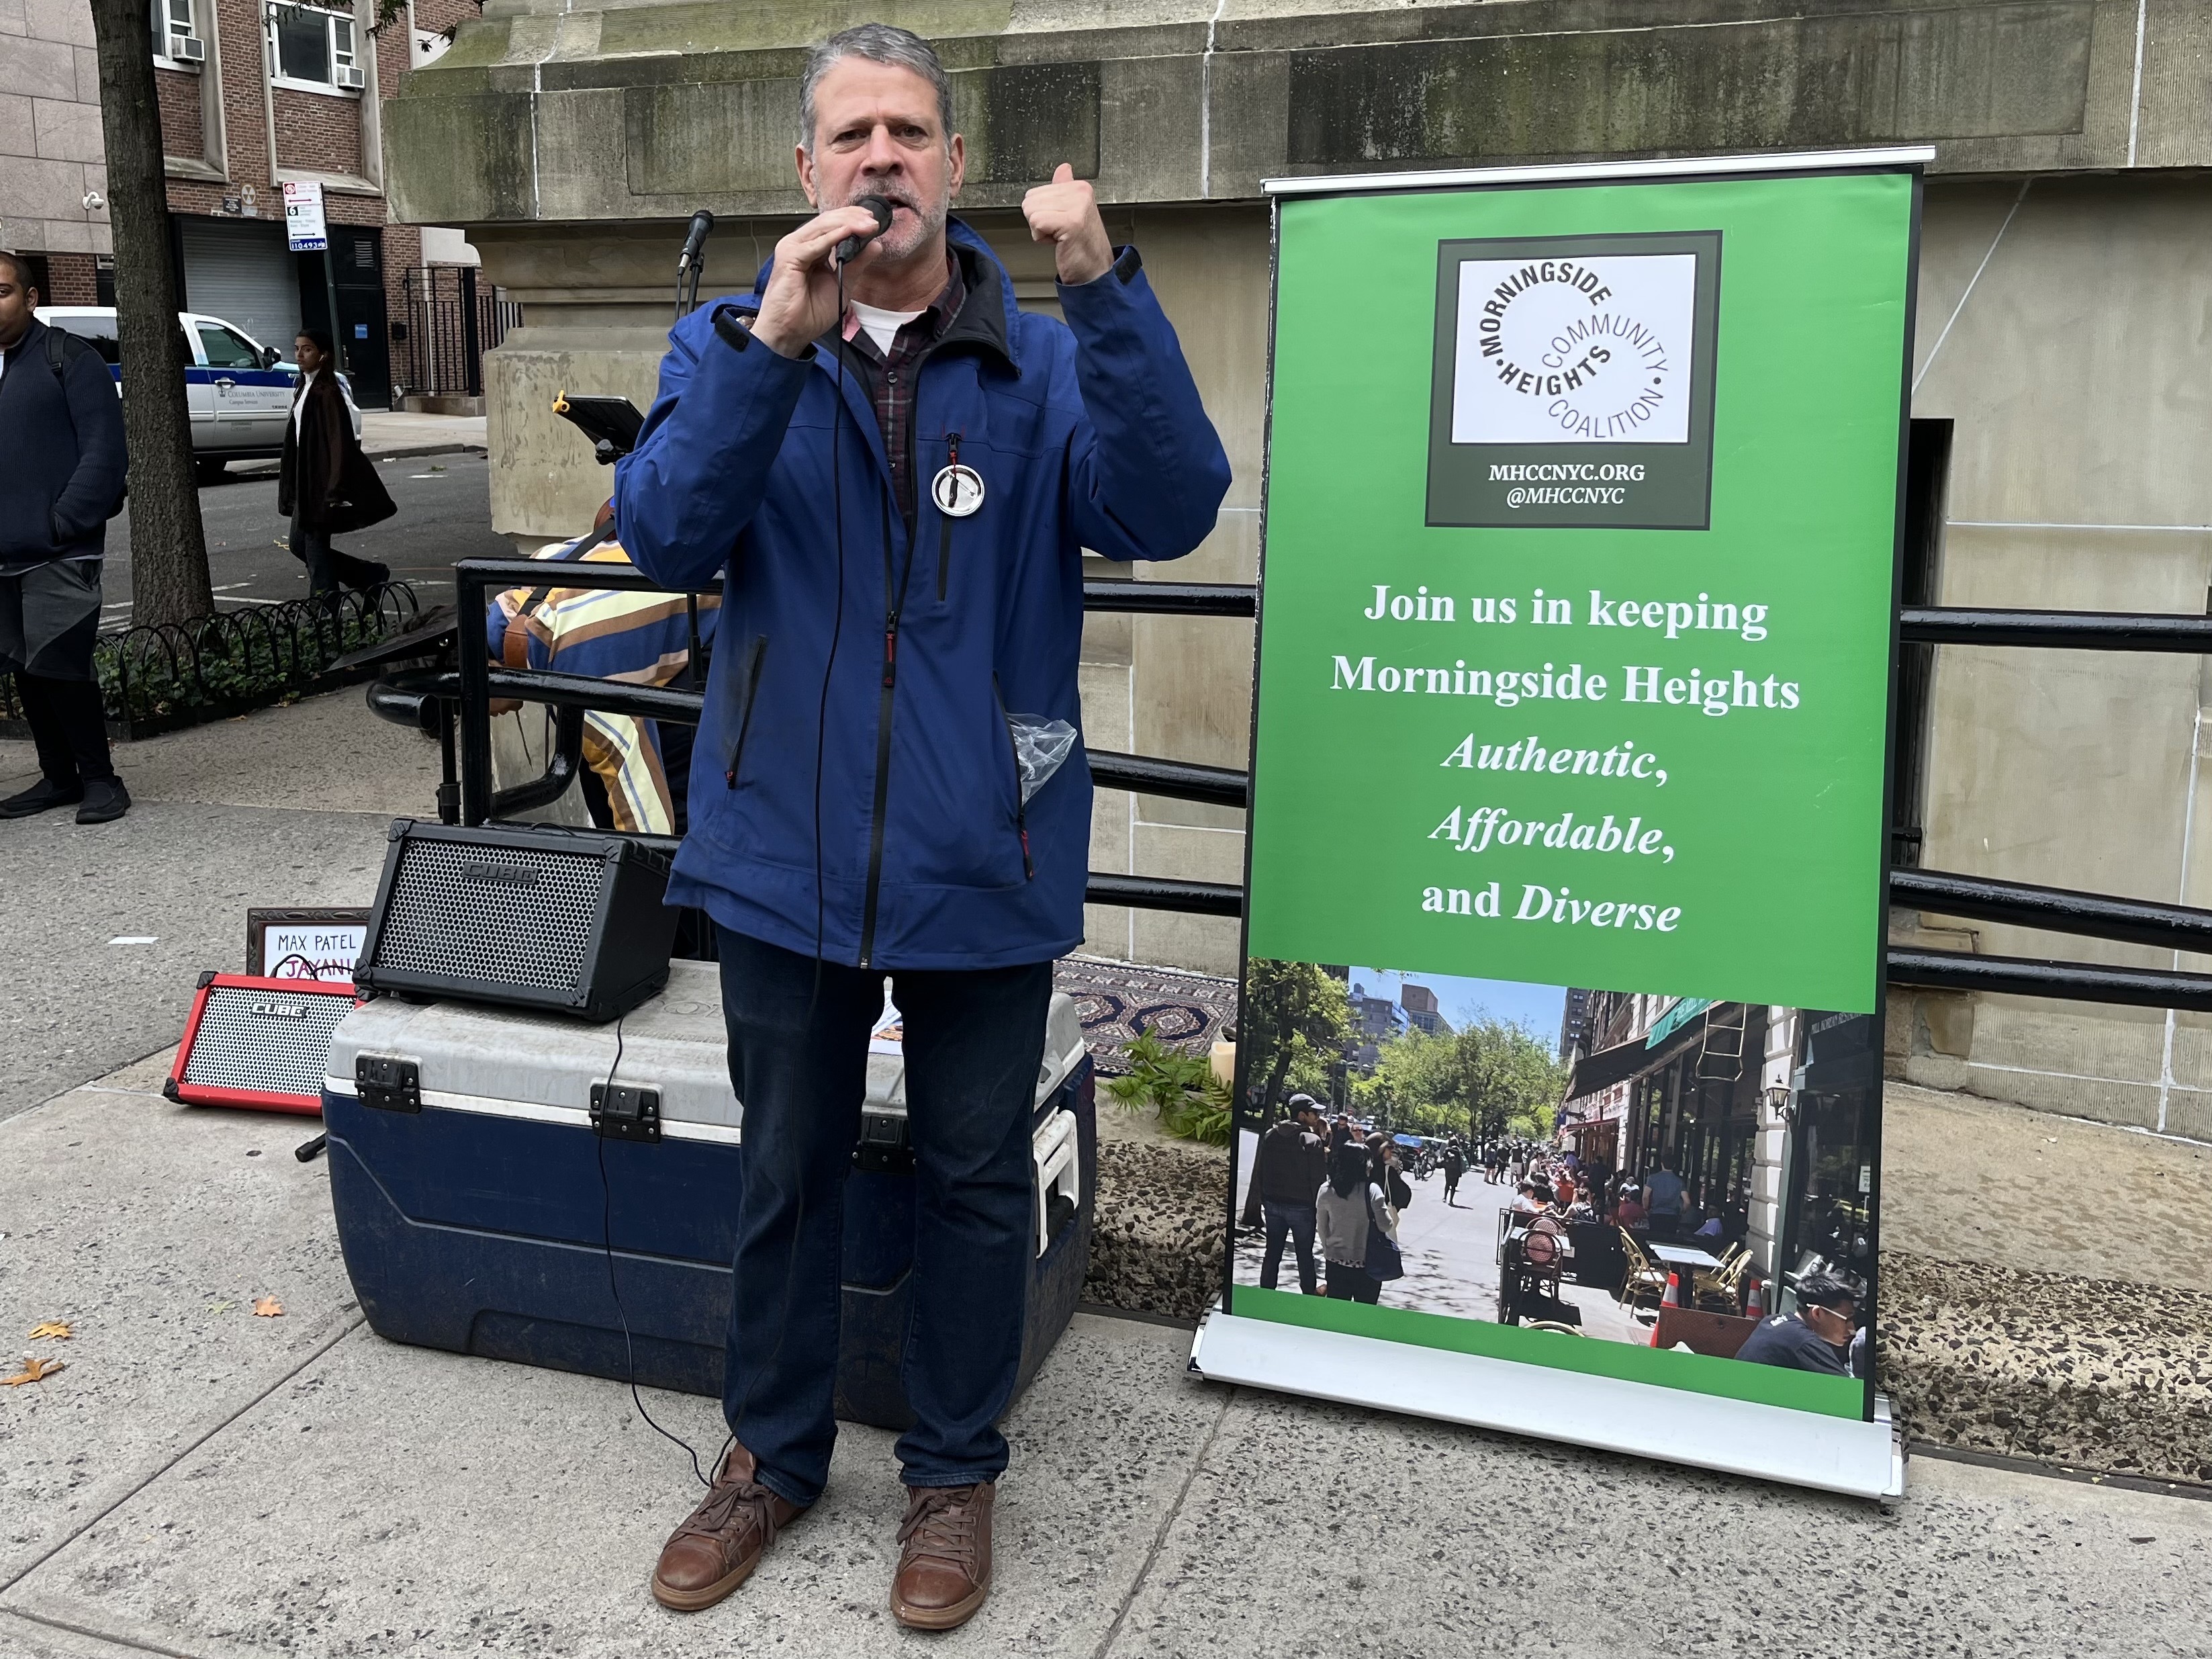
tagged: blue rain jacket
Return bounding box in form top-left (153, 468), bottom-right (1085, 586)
top-left (614, 221), bottom-right (1231, 969)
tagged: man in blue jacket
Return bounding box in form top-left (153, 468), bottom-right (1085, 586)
top-left (0, 251), bottom-right (130, 823)
top-left (615, 23), bottom-right (1230, 1631)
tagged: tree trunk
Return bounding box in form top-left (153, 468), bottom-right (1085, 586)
top-left (87, 0), bottom-right (213, 629)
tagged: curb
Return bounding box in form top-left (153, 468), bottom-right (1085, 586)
top-left (366, 442), bottom-right (489, 462)
top-left (224, 441), bottom-right (486, 481)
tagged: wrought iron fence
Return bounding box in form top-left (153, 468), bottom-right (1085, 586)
top-left (395, 267), bottom-right (518, 400)
top-left (0, 584), bottom-right (421, 739)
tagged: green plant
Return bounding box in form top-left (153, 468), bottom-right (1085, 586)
top-left (1103, 1032), bottom-right (1233, 1146)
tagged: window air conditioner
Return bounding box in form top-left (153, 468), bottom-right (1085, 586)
top-left (334, 62), bottom-right (365, 88)
top-left (169, 33), bottom-right (204, 60)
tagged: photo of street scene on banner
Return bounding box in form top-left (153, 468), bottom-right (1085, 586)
top-left (1231, 961), bottom-right (1880, 1377)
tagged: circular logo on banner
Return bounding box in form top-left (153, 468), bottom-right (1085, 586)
top-left (931, 462), bottom-right (985, 518)
top-left (1453, 253), bottom-right (1697, 446)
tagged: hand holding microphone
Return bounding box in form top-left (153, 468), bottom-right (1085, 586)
top-left (751, 195), bottom-right (896, 359)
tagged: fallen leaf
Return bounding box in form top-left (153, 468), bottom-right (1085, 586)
top-left (205, 1300), bottom-right (234, 1314)
top-left (3, 1357), bottom-right (64, 1386)
top-left (253, 1297), bottom-right (284, 1318)
top-left (27, 1322), bottom-right (71, 1341)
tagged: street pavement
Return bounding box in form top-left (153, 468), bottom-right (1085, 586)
top-left (3, 697), bottom-right (2211, 1654)
top-left (97, 453), bottom-right (515, 617)
top-left (1234, 1165), bottom-right (1647, 1339)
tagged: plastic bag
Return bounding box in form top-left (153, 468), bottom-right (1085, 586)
top-left (1006, 713), bottom-right (1077, 805)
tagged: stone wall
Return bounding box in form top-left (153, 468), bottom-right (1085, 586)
top-left (383, 0), bottom-right (2212, 1045)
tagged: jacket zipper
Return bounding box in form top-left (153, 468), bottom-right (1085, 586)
top-left (858, 492), bottom-right (915, 968)
top-left (937, 432), bottom-right (960, 602)
top-left (723, 635), bottom-right (768, 787)
top-left (994, 676), bottom-right (1035, 882)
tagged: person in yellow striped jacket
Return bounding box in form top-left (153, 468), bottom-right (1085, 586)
top-left (484, 506), bottom-right (721, 835)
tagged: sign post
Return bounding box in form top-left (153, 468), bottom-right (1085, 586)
top-left (282, 179), bottom-right (346, 373)
top-left (1197, 150), bottom-right (1925, 1498)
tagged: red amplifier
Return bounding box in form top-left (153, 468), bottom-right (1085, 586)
top-left (165, 973), bottom-right (359, 1115)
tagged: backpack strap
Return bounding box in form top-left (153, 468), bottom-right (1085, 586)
top-left (46, 325), bottom-right (70, 381)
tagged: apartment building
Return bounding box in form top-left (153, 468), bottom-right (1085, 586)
top-left (1, 0), bottom-right (479, 408)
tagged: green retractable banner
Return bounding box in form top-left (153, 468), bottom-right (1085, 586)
top-left (1217, 156), bottom-right (1918, 1482)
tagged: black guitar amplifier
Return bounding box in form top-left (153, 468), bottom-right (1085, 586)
top-left (354, 820), bottom-right (678, 1023)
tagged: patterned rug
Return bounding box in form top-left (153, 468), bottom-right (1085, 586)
top-left (1054, 956), bottom-right (1240, 1076)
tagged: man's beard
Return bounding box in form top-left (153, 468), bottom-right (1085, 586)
top-left (841, 183), bottom-right (946, 262)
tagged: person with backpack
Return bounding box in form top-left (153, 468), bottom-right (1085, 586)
top-left (1316, 1142), bottom-right (1399, 1305)
top-left (0, 251), bottom-right (130, 824)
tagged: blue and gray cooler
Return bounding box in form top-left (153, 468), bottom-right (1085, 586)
top-left (320, 961), bottom-right (1093, 1429)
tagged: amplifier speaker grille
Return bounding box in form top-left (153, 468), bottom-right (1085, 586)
top-left (354, 820), bottom-right (677, 1023)
top-left (182, 983), bottom-right (355, 1096)
top-left (167, 975), bottom-right (359, 1114)
top-left (375, 838), bottom-right (607, 992)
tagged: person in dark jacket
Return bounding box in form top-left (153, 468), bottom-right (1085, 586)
top-left (1736, 1271), bottom-right (1861, 1376)
top-left (1250, 1095), bottom-right (1330, 1294)
top-left (277, 330), bottom-right (390, 597)
top-left (618, 24), bottom-right (1228, 1633)
top-left (0, 251), bottom-right (130, 824)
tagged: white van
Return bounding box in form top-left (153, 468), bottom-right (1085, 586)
top-left (40, 308), bottom-right (362, 483)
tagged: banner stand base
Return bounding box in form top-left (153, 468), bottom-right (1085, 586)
top-left (1190, 1310), bottom-right (1905, 1502)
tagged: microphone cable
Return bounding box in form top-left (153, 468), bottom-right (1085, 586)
top-left (594, 1014), bottom-right (726, 1489)
top-left (811, 253), bottom-right (854, 1013)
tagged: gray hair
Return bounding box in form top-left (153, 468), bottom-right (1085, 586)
top-left (798, 24), bottom-right (954, 152)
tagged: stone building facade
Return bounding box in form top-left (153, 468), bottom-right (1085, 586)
top-left (384, 0), bottom-right (2212, 1140)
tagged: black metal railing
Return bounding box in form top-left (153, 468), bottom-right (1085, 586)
top-left (2, 584), bottom-right (419, 738)
top-left (432, 566), bottom-right (2212, 981)
top-left (396, 267), bottom-right (518, 401)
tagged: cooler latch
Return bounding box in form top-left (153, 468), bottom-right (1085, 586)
top-left (357, 1055), bottom-right (421, 1114)
top-left (853, 1110), bottom-right (914, 1173)
top-left (591, 1083), bottom-right (661, 1144)
top-left (1032, 1107), bottom-right (1079, 1257)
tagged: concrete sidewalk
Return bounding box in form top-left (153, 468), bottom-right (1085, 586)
top-left (359, 409), bottom-right (486, 461)
top-left (5, 692), bottom-right (2212, 1654)
top-left (3, 1052), bottom-right (2211, 1656)
top-left (220, 411), bottom-right (490, 483)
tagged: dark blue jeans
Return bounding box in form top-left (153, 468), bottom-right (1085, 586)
top-left (715, 925), bottom-right (1052, 1507)
top-left (1259, 1200), bottom-right (1318, 1294)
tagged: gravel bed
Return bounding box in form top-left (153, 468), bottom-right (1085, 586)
top-left (1879, 1249), bottom-right (2212, 1484)
top-left (1080, 1139), bottom-right (1228, 1322)
top-left (1076, 1149), bottom-right (2212, 1484)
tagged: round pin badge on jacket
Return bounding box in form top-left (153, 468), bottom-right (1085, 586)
top-left (931, 462), bottom-right (985, 518)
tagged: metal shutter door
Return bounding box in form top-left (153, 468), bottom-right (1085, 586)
top-left (179, 216), bottom-right (302, 355)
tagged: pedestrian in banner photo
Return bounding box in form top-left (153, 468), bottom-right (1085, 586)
top-left (1317, 1142), bottom-right (1394, 1306)
top-left (1645, 1157), bottom-right (1688, 1237)
top-left (1441, 1141), bottom-right (1464, 1206)
top-left (613, 22), bottom-right (1228, 1632)
top-left (277, 330), bottom-right (394, 600)
top-left (1735, 1272), bottom-right (1863, 1377)
top-left (1251, 1094), bottom-right (1330, 1295)
top-left (0, 250), bottom-right (130, 825)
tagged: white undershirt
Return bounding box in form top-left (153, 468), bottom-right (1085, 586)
top-left (292, 368), bottom-right (318, 441)
top-left (848, 300), bottom-right (924, 355)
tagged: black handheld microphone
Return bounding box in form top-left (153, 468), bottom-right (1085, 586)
top-left (676, 209), bottom-right (715, 272)
top-left (833, 195), bottom-right (894, 268)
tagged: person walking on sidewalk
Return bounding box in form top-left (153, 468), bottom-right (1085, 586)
top-left (614, 24), bottom-right (1229, 1633)
top-left (1441, 1142), bottom-right (1465, 1206)
top-left (0, 251), bottom-right (130, 825)
top-left (278, 330), bottom-right (393, 598)
top-left (1251, 1095), bottom-right (1330, 1294)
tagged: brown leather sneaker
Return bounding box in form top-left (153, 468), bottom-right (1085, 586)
top-left (650, 1443), bottom-right (807, 1612)
top-left (890, 1482), bottom-right (995, 1631)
